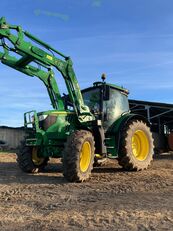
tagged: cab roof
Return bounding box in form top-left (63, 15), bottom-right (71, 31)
top-left (82, 82), bottom-right (129, 95)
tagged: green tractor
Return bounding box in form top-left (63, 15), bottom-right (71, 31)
top-left (0, 17), bottom-right (154, 182)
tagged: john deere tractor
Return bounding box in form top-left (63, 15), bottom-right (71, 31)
top-left (0, 17), bottom-right (154, 182)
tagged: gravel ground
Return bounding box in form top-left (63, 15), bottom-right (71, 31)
top-left (0, 152), bottom-right (173, 231)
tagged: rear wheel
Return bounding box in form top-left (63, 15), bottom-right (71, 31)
top-left (17, 141), bottom-right (48, 173)
top-left (63, 130), bottom-right (95, 182)
top-left (118, 120), bottom-right (154, 171)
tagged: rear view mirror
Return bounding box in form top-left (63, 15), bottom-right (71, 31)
top-left (103, 85), bottom-right (110, 101)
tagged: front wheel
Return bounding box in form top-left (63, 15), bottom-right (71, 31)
top-left (118, 120), bottom-right (154, 171)
top-left (17, 141), bottom-right (48, 173)
top-left (63, 130), bottom-right (95, 182)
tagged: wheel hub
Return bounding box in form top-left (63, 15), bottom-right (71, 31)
top-left (80, 141), bottom-right (91, 172)
top-left (32, 147), bottom-right (45, 166)
top-left (132, 130), bottom-right (149, 161)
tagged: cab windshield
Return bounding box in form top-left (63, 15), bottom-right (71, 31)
top-left (82, 88), bottom-right (101, 118)
top-left (103, 88), bottom-right (129, 129)
top-left (82, 86), bottom-right (129, 129)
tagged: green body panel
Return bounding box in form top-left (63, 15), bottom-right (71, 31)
top-left (105, 113), bottom-right (131, 157)
top-left (25, 110), bottom-right (79, 158)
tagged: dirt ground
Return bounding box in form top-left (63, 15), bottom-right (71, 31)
top-left (0, 152), bottom-right (173, 231)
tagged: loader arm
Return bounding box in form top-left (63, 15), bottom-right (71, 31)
top-left (0, 17), bottom-right (94, 122)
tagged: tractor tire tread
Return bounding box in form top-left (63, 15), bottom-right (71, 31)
top-left (16, 141), bottom-right (48, 173)
top-left (118, 120), bottom-right (154, 171)
top-left (63, 130), bottom-right (95, 182)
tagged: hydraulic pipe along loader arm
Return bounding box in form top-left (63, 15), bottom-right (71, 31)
top-left (0, 17), bottom-right (94, 123)
top-left (0, 17), bottom-right (154, 182)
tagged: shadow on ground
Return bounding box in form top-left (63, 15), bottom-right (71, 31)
top-left (154, 152), bottom-right (173, 160)
top-left (0, 162), bottom-right (68, 185)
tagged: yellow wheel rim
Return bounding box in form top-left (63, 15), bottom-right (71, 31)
top-left (32, 147), bottom-right (45, 166)
top-left (132, 130), bottom-right (149, 161)
top-left (80, 141), bottom-right (91, 172)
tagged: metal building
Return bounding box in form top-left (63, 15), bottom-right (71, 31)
top-left (0, 126), bottom-right (26, 150)
top-left (129, 99), bottom-right (173, 152)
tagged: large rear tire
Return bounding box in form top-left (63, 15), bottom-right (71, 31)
top-left (17, 141), bottom-right (48, 173)
top-left (118, 120), bottom-right (154, 171)
top-left (63, 130), bottom-right (95, 182)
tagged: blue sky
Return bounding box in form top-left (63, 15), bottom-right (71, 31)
top-left (0, 0), bottom-right (173, 127)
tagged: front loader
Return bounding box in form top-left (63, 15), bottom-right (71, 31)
top-left (0, 17), bottom-right (154, 182)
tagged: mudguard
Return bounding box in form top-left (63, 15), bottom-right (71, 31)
top-left (105, 113), bottom-right (150, 157)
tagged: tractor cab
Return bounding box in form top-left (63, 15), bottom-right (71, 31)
top-left (81, 81), bottom-right (130, 130)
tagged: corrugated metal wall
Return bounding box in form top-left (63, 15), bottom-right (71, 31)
top-left (0, 127), bottom-right (26, 150)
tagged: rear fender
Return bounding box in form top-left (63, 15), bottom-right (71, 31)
top-left (106, 114), bottom-right (150, 157)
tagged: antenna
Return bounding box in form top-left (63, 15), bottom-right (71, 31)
top-left (101, 73), bottom-right (106, 82)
